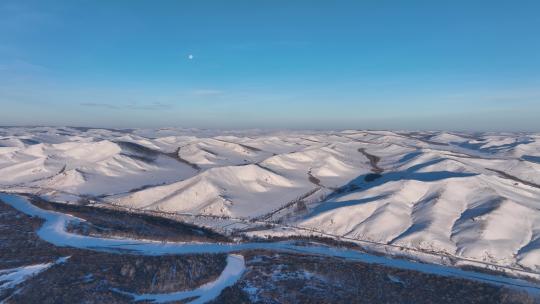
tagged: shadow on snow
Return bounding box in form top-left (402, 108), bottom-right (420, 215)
top-left (307, 158), bottom-right (478, 217)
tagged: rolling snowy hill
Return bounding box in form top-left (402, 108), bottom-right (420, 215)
top-left (1, 127), bottom-right (539, 272)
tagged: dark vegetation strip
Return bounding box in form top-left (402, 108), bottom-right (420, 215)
top-left (199, 147), bottom-right (218, 156)
top-left (170, 147), bottom-right (201, 170)
top-left (212, 138), bottom-right (262, 152)
top-left (29, 196), bottom-right (230, 243)
top-left (237, 142), bottom-right (262, 152)
top-left (358, 148), bottom-right (384, 174)
top-left (254, 188), bottom-right (321, 222)
top-left (397, 132), bottom-right (450, 146)
top-left (254, 163), bottom-right (281, 176)
top-left (486, 168), bottom-right (540, 190)
top-left (116, 140), bottom-right (201, 170)
top-left (308, 171), bottom-right (322, 186)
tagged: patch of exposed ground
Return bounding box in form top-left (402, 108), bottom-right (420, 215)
top-left (214, 251), bottom-right (537, 304)
top-left (0, 199), bottom-right (66, 270)
top-left (0, 199), bottom-right (228, 303)
top-left (8, 252), bottom-right (225, 304)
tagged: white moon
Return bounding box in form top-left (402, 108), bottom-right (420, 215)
top-left (188, 54), bottom-right (194, 60)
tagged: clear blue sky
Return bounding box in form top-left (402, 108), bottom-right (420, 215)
top-left (1, 1), bottom-right (539, 131)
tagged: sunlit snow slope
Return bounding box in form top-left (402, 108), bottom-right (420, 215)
top-left (1, 127), bottom-right (539, 271)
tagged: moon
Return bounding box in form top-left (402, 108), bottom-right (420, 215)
top-left (188, 54), bottom-right (194, 60)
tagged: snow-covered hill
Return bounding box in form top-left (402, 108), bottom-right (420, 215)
top-left (1, 127), bottom-right (539, 272)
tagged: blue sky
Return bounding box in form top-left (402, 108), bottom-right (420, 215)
top-left (1, 1), bottom-right (539, 131)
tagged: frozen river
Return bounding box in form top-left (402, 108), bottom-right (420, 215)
top-left (1, 192), bottom-right (539, 302)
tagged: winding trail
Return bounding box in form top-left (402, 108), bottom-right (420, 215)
top-left (1, 193), bottom-right (540, 298)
